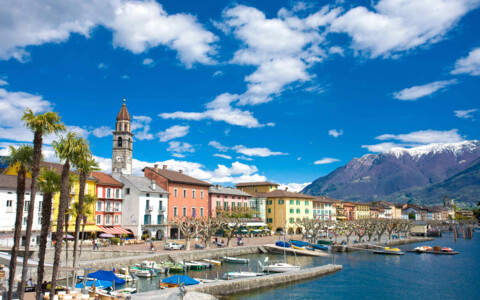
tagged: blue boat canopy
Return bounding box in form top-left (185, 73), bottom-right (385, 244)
top-left (290, 240), bottom-right (309, 247)
top-left (162, 275), bottom-right (199, 286)
top-left (88, 270), bottom-right (125, 285)
top-left (75, 279), bottom-right (113, 289)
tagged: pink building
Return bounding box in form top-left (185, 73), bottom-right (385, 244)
top-left (208, 185), bottom-right (252, 217)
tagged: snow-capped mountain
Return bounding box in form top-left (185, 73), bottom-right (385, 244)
top-left (301, 140), bottom-right (480, 204)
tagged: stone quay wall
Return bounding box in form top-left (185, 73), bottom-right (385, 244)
top-left (186, 264), bottom-right (343, 297)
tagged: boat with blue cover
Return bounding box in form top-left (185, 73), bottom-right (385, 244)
top-left (309, 244), bottom-right (328, 251)
top-left (275, 240), bottom-right (290, 248)
top-left (289, 240), bottom-right (309, 247)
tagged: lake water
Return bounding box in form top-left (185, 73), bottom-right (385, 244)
top-left (133, 232), bottom-right (479, 299)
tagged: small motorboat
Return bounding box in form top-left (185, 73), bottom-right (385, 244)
top-left (373, 247), bottom-right (404, 255)
top-left (222, 271), bottom-right (264, 280)
top-left (135, 269), bottom-right (157, 278)
top-left (310, 244), bottom-right (328, 251)
top-left (222, 256), bottom-right (250, 264)
top-left (385, 247), bottom-right (401, 252)
top-left (291, 245), bottom-right (307, 250)
top-left (317, 240), bottom-right (333, 245)
top-left (275, 240), bottom-right (290, 248)
top-left (115, 273), bottom-right (135, 282)
top-left (162, 262), bottom-right (187, 272)
top-left (203, 259), bottom-right (222, 266)
top-left (413, 246), bottom-right (433, 252)
top-left (258, 258), bottom-right (300, 273)
top-left (184, 261), bottom-right (206, 270)
top-left (441, 247), bottom-right (453, 252)
top-left (110, 287), bottom-right (137, 296)
top-left (135, 260), bottom-right (164, 272)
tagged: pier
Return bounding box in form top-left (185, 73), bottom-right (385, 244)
top-left (263, 244), bottom-right (330, 256)
top-left (132, 264), bottom-right (343, 299)
top-left (331, 237), bottom-right (435, 252)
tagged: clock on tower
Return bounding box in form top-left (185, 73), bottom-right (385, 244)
top-left (112, 99), bottom-right (133, 174)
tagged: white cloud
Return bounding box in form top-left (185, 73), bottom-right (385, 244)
top-left (213, 70), bottom-right (223, 77)
top-left (209, 141), bottom-right (229, 152)
top-left (454, 109), bottom-right (477, 119)
top-left (328, 46), bottom-right (344, 56)
top-left (362, 129), bottom-right (465, 152)
top-left (156, 125), bottom-right (189, 142)
top-left (0, 79), bottom-right (8, 86)
top-left (376, 129), bottom-right (464, 144)
top-left (279, 182), bottom-right (311, 193)
top-left (214, 153), bottom-right (232, 160)
top-left (120, 75), bottom-right (129, 80)
top-left (451, 47), bottom-right (480, 76)
top-left (314, 157), bottom-right (340, 164)
top-left (392, 79), bottom-right (457, 100)
top-left (98, 63), bottom-right (108, 69)
top-left (0, 0), bottom-right (217, 67)
top-left (66, 125), bottom-right (90, 138)
top-left (92, 126), bottom-right (112, 138)
top-left (297, 157), bottom-right (302, 160)
top-left (142, 58), bottom-right (154, 66)
top-left (330, 0), bottom-right (480, 58)
top-left (329, 129), bottom-right (343, 138)
top-left (237, 155), bottom-right (253, 161)
top-left (171, 153), bottom-right (185, 158)
top-left (232, 145), bottom-right (287, 157)
top-left (131, 115), bottom-right (154, 141)
top-left (160, 93), bottom-right (265, 128)
top-left (167, 141), bottom-right (195, 154)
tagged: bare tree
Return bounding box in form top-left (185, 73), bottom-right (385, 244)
top-left (195, 217), bottom-right (225, 249)
top-left (387, 219), bottom-right (401, 240)
top-left (365, 219), bottom-right (377, 242)
top-left (375, 219), bottom-right (389, 242)
top-left (168, 217), bottom-right (197, 250)
top-left (221, 217), bottom-right (246, 247)
top-left (294, 218), bottom-right (315, 241)
top-left (354, 219), bottom-right (368, 243)
top-left (343, 221), bottom-right (356, 244)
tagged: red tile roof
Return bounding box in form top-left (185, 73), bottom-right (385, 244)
top-left (91, 172), bottom-right (123, 186)
top-left (255, 189), bottom-right (315, 199)
top-left (144, 167), bottom-right (212, 186)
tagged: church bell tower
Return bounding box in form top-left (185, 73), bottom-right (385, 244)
top-left (112, 99), bottom-right (133, 174)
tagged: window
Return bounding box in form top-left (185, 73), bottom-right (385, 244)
top-left (38, 201), bottom-right (42, 213)
top-left (173, 206), bottom-right (178, 217)
top-left (268, 208), bottom-right (271, 213)
top-left (145, 200), bottom-right (150, 210)
top-left (232, 202), bottom-right (235, 209)
top-left (289, 218), bottom-right (294, 224)
top-left (146, 193), bottom-right (150, 197)
top-left (296, 200), bottom-right (300, 205)
top-left (290, 200), bottom-right (294, 205)
top-left (106, 201), bottom-right (113, 212)
top-left (174, 188), bottom-right (178, 197)
top-left (290, 209), bottom-right (294, 213)
top-left (183, 207), bottom-right (187, 217)
top-left (244, 203), bottom-right (247, 208)
top-left (24, 201), bottom-right (30, 212)
top-left (106, 188), bottom-right (111, 198)
top-left (192, 207), bottom-right (196, 217)
top-left (114, 215), bottom-right (120, 225)
top-left (200, 190), bottom-right (204, 199)
top-left (217, 194), bottom-right (220, 198)
top-left (192, 190), bottom-right (196, 199)
top-left (114, 202), bottom-right (121, 212)
top-left (115, 189), bottom-right (120, 199)
top-left (238, 202), bottom-right (241, 207)
top-left (224, 202), bottom-right (229, 210)
top-left (159, 201), bottom-right (163, 211)
top-left (125, 188), bottom-right (130, 195)
top-left (143, 214), bottom-right (150, 225)
top-left (6, 200), bottom-right (12, 207)
top-left (183, 189), bottom-right (187, 198)
top-left (296, 209), bottom-right (300, 213)
top-left (97, 187), bottom-right (103, 197)
top-left (267, 218), bottom-right (273, 223)
top-left (216, 201), bottom-right (221, 208)
top-left (105, 215), bottom-right (112, 225)
top-left (96, 201), bottom-right (102, 212)
top-left (200, 207), bottom-right (204, 217)
top-left (305, 209), bottom-right (309, 214)
top-left (305, 201), bottom-right (309, 205)
top-left (278, 200), bottom-right (284, 204)
top-left (157, 214), bottom-right (163, 224)
top-left (38, 216), bottom-right (42, 225)
top-left (267, 200), bottom-right (272, 205)
top-left (96, 215), bottom-right (102, 225)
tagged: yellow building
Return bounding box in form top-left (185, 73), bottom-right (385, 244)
top-left (355, 203), bottom-right (370, 219)
top-left (236, 181), bottom-right (279, 195)
top-left (5, 162), bottom-right (99, 234)
top-left (256, 189), bottom-right (314, 234)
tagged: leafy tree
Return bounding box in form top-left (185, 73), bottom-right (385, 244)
top-left (35, 168), bottom-right (61, 300)
top-left (19, 109), bottom-right (65, 299)
top-left (2, 145), bottom-right (33, 300)
top-left (472, 208), bottom-right (480, 221)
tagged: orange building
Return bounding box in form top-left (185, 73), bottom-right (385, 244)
top-left (143, 164), bottom-right (211, 238)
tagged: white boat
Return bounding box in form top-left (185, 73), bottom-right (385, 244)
top-left (135, 269), bottom-right (157, 278)
top-left (258, 258), bottom-right (301, 273)
top-left (222, 256), bottom-right (250, 264)
top-left (203, 259), bottom-right (222, 266)
top-left (135, 260), bottom-right (165, 272)
top-left (222, 271), bottom-right (264, 279)
top-left (184, 261), bottom-right (205, 269)
top-left (195, 261), bottom-right (213, 268)
top-left (115, 273), bottom-right (135, 282)
top-left (110, 287), bottom-right (137, 296)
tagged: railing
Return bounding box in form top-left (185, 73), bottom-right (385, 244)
top-left (158, 208), bottom-right (165, 213)
top-left (145, 207), bottom-right (153, 213)
top-left (105, 207), bottom-right (113, 212)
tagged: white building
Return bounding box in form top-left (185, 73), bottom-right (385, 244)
top-left (0, 174), bottom-right (45, 247)
top-left (313, 196), bottom-right (337, 221)
top-left (112, 173), bottom-right (169, 240)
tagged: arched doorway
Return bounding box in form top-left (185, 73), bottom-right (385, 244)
top-left (275, 227), bottom-right (284, 234)
top-left (295, 227), bottom-right (303, 234)
top-left (170, 227), bottom-right (179, 239)
top-left (142, 230), bottom-right (151, 240)
top-left (155, 229), bottom-right (165, 241)
top-left (287, 228), bottom-right (294, 235)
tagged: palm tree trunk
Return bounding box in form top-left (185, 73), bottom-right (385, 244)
top-left (19, 130), bottom-right (42, 299)
top-left (50, 160), bottom-right (70, 296)
top-left (73, 172), bottom-right (86, 269)
top-left (79, 216), bottom-right (87, 262)
top-left (65, 217), bottom-right (69, 288)
top-left (35, 192), bottom-right (53, 300)
top-left (7, 168), bottom-right (26, 300)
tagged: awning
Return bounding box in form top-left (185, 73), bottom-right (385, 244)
top-left (98, 226), bottom-right (131, 235)
top-left (52, 224), bottom-right (101, 233)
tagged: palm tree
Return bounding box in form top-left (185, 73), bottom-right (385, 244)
top-left (2, 145), bottom-right (34, 300)
top-left (19, 109), bottom-right (65, 299)
top-left (50, 132), bottom-right (87, 295)
top-left (72, 154), bottom-right (99, 270)
top-left (35, 168), bottom-right (61, 300)
top-left (79, 194), bottom-right (97, 261)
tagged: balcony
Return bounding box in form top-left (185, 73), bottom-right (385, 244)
top-left (105, 207), bottom-right (114, 213)
top-left (145, 207), bottom-right (153, 213)
top-left (158, 208), bottom-right (165, 213)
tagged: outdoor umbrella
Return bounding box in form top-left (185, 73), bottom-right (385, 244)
top-left (63, 234), bottom-right (74, 239)
top-left (99, 233), bottom-right (114, 238)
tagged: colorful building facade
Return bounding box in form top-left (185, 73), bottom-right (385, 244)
top-left (208, 185), bottom-right (252, 217)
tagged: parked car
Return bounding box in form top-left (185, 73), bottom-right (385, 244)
top-left (164, 242), bottom-right (185, 250)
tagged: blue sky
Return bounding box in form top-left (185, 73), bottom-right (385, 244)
top-left (1, 0), bottom-right (479, 191)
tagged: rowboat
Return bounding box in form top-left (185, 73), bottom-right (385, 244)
top-left (162, 262), bottom-right (187, 272)
top-left (291, 245), bottom-right (307, 250)
top-left (135, 269), bottom-right (157, 278)
top-left (203, 259), bottom-right (222, 266)
top-left (309, 244), bottom-right (328, 251)
top-left (222, 256), bottom-right (250, 264)
top-left (222, 271), bottom-right (264, 279)
top-left (317, 240), bottom-right (333, 245)
top-left (184, 261), bottom-right (206, 270)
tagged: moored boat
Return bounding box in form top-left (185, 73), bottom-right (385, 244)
top-left (135, 269), bottom-right (157, 278)
top-left (289, 240), bottom-right (309, 247)
top-left (291, 245), bottom-right (307, 250)
top-left (203, 259), bottom-right (222, 266)
top-left (222, 256), bottom-right (250, 264)
top-left (441, 247), bottom-right (453, 252)
top-left (258, 258), bottom-right (300, 273)
top-left (310, 244), bottom-right (328, 251)
top-left (317, 240), bottom-right (333, 245)
top-left (275, 240), bottom-right (290, 248)
top-left (222, 271), bottom-right (264, 279)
